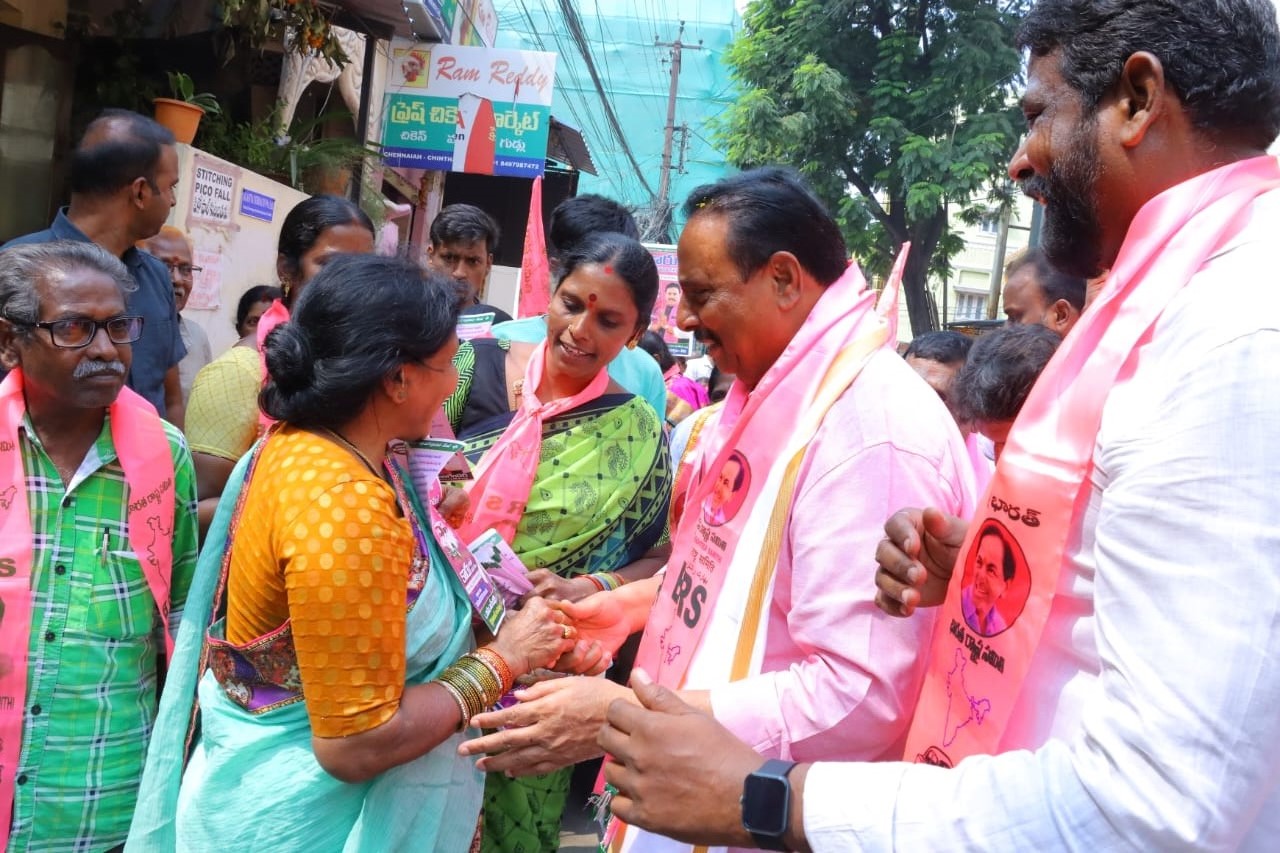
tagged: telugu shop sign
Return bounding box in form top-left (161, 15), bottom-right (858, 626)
top-left (382, 42), bottom-right (557, 178)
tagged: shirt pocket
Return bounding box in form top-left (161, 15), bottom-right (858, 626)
top-left (85, 549), bottom-right (156, 640)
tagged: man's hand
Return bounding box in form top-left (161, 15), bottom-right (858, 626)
top-left (874, 506), bottom-right (968, 616)
top-left (436, 486), bottom-right (469, 529)
top-left (557, 591), bottom-right (636, 658)
top-left (457, 676), bottom-right (627, 776)
top-left (599, 669), bottom-right (767, 848)
top-left (551, 639), bottom-right (612, 676)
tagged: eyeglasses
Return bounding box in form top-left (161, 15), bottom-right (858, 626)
top-left (161, 261), bottom-right (203, 277)
top-left (15, 315), bottom-right (145, 349)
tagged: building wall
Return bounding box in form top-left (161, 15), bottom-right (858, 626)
top-left (932, 192), bottom-right (1037, 328)
top-left (168, 143), bottom-right (309, 355)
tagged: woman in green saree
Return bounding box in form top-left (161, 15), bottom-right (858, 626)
top-left (127, 255), bottom-right (578, 852)
top-left (445, 232), bottom-right (673, 852)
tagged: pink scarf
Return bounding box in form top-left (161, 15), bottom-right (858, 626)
top-left (255, 298), bottom-right (291, 431)
top-left (0, 369), bottom-right (176, 849)
top-left (634, 261), bottom-right (881, 691)
top-left (459, 340), bottom-right (610, 543)
top-left (905, 155), bottom-right (1280, 767)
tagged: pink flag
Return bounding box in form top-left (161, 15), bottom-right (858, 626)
top-left (875, 241), bottom-right (910, 348)
top-left (518, 176), bottom-right (551, 318)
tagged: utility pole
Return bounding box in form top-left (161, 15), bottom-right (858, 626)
top-left (985, 202), bottom-right (1013, 319)
top-left (655, 23), bottom-right (702, 225)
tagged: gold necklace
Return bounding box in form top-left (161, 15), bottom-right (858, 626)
top-left (320, 428), bottom-right (382, 477)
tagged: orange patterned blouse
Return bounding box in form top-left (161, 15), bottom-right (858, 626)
top-left (224, 426), bottom-right (415, 737)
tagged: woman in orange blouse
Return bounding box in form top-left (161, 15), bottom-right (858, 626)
top-left (129, 255), bottom-right (582, 852)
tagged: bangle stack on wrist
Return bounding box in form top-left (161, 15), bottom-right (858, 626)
top-left (434, 646), bottom-right (516, 729)
top-left (583, 572), bottom-right (625, 593)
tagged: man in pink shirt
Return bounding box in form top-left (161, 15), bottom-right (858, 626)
top-left (457, 168), bottom-right (976, 853)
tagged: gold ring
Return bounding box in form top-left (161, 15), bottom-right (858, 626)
top-left (562, 625), bottom-right (572, 639)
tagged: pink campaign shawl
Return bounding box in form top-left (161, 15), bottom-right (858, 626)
top-left (458, 340), bottom-right (609, 543)
top-left (905, 155), bottom-right (1280, 767)
top-left (611, 249), bottom-right (909, 853)
top-left (0, 369), bottom-right (176, 849)
top-left (255, 298), bottom-right (291, 431)
top-left (633, 260), bottom-right (883, 693)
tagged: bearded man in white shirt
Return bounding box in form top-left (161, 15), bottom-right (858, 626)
top-left (594, 1), bottom-right (1280, 850)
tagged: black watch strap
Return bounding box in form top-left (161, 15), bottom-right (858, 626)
top-left (742, 759), bottom-right (797, 851)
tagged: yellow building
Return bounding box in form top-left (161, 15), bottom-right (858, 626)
top-left (933, 191), bottom-right (1039, 329)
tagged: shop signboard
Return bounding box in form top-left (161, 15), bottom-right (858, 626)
top-left (383, 41), bottom-right (556, 179)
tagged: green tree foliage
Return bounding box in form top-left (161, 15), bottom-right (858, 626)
top-left (718, 0), bottom-right (1030, 333)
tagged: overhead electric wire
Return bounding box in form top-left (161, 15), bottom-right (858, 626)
top-left (556, 0), bottom-right (658, 199)
top-left (514, 0), bottom-right (633, 199)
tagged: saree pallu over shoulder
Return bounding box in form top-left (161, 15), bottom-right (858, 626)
top-left (461, 393), bottom-right (671, 576)
top-left (127, 438), bottom-right (483, 853)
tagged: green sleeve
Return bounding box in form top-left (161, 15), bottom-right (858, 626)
top-left (443, 339), bottom-right (477, 433)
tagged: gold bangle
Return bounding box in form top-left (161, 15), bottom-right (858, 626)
top-left (450, 659), bottom-right (502, 709)
top-left (435, 677), bottom-right (471, 731)
top-left (473, 647), bottom-right (515, 693)
top-left (463, 659), bottom-right (504, 705)
top-left (437, 667), bottom-right (487, 720)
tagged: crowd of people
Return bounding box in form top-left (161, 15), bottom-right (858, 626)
top-left (0, 0), bottom-right (1278, 851)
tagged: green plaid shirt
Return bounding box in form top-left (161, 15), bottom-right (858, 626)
top-left (7, 413), bottom-right (198, 853)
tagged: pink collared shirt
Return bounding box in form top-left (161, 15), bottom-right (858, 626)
top-left (708, 348), bottom-right (977, 763)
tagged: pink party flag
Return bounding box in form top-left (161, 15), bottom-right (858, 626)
top-left (518, 176), bottom-right (551, 318)
top-left (876, 241), bottom-right (910, 348)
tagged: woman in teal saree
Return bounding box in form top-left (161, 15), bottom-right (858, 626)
top-left (127, 256), bottom-right (576, 852)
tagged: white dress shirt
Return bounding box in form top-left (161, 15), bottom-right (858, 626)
top-left (803, 190), bottom-right (1280, 851)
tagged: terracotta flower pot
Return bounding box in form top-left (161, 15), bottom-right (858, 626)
top-left (153, 98), bottom-right (205, 145)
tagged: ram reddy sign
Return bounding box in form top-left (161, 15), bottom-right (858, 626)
top-left (382, 41), bottom-right (557, 178)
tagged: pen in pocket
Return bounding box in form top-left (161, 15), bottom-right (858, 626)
top-left (100, 529), bottom-right (109, 562)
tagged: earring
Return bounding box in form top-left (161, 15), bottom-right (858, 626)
top-left (627, 339), bottom-right (638, 350)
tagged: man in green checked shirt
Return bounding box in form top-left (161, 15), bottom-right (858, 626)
top-left (0, 241), bottom-right (198, 852)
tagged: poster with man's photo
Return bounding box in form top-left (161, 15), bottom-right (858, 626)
top-left (644, 243), bottom-right (698, 357)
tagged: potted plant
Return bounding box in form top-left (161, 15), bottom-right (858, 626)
top-left (154, 72), bottom-right (222, 144)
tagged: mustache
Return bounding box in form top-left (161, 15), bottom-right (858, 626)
top-left (693, 329), bottom-right (719, 346)
top-left (73, 360), bottom-right (126, 380)
top-left (1019, 175), bottom-right (1049, 203)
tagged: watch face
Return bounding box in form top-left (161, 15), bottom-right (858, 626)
top-left (742, 773), bottom-right (789, 835)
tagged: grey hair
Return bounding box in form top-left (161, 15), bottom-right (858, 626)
top-left (0, 240), bottom-right (135, 330)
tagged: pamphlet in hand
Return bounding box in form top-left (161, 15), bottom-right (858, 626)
top-left (429, 409), bottom-right (474, 482)
top-left (404, 437), bottom-right (466, 499)
top-left (468, 528), bottom-right (535, 609)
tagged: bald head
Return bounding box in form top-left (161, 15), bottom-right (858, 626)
top-left (141, 227), bottom-right (194, 311)
top-left (72, 109), bottom-right (176, 199)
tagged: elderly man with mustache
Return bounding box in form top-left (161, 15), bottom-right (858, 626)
top-left (0, 241), bottom-right (198, 853)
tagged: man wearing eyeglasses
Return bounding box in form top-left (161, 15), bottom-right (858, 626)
top-left (0, 240), bottom-right (198, 853)
top-left (4, 109), bottom-right (187, 428)
top-left (140, 227), bottom-right (211, 404)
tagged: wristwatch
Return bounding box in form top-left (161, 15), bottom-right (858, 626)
top-left (741, 758), bottom-right (797, 851)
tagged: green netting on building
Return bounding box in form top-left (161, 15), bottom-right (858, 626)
top-left (495, 0), bottom-right (741, 235)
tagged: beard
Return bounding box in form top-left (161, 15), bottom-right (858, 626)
top-left (1021, 119), bottom-right (1105, 278)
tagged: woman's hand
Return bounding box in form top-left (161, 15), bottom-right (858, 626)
top-left (520, 568), bottom-right (597, 603)
top-left (436, 486), bottom-right (470, 530)
top-left (457, 676), bottom-right (632, 776)
top-left (490, 596), bottom-right (576, 678)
